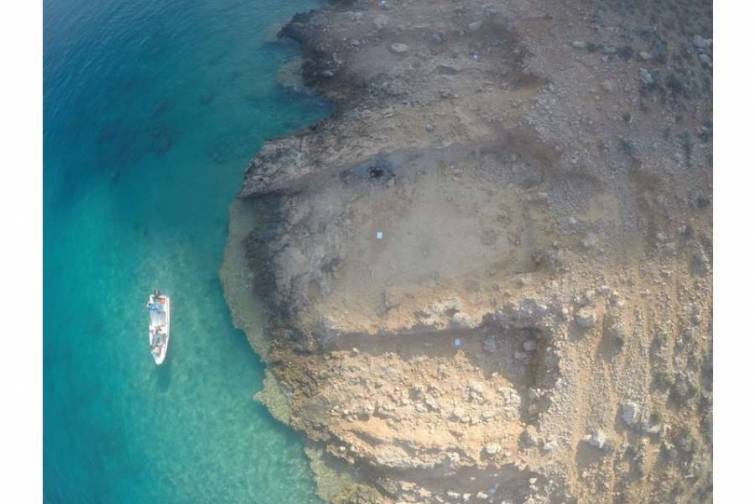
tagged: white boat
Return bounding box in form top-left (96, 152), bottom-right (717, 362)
top-left (146, 290), bottom-right (170, 365)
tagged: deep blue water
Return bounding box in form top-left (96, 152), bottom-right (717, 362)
top-left (43, 1), bottom-right (327, 502)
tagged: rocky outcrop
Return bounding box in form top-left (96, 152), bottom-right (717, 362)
top-left (222, 0), bottom-right (713, 502)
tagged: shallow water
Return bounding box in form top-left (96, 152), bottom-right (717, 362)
top-left (43, 0), bottom-right (327, 502)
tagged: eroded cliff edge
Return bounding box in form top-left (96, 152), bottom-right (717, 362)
top-left (221, 1), bottom-right (713, 502)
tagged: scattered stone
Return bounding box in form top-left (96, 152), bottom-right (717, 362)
top-left (638, 51), bottom-right (652, 61)
top-left (600, 80), bottom-right (615, 92)
top-left (699, 53), bottom-right (712, 68)
top-left (390, 43), bottom-right (409, 54)
top-left (468, 21), bottom-right (483, 32)
top-left (523, 339), bottom-right (538, 352)
top-left (571, 40), bottom-right (587, 49)
top-left (575, 306), bottom-right (597, 329)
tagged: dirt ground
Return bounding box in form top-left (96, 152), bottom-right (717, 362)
top-left (222, 0), bottom-right (712, 502)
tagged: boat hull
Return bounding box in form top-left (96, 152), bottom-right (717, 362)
top-left (148, 294), bottom-right (171, 365)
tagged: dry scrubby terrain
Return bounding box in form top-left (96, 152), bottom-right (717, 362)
top-left (221, 0), bottom-right (713, 502)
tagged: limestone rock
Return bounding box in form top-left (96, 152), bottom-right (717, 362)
top-left (484, 443), bottom-right (502, 455)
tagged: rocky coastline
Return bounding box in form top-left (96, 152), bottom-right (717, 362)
top-left (222, 0), bottom-right (713, 502)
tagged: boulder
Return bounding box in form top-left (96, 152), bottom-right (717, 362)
top-left (575, 306), bottom-right (596, 329)
top-left (520, 425), bottom-right (538, 448)
top-left (621, 402), bottom-right (640, 426)
top-left (451, 407), bottom-right (467, 421)
top-left (469, 380), bottom-right (486, 395)
top-left (585, 429), bottom-right (610, 451)
top-left (639, 68), bottom-right (654, 85)
top-left (483, 337), bottom-right (497, 353)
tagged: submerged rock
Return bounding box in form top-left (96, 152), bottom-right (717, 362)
top-left (389, 43), bottom-right (409, 54)
top-left (639, 67), bottom-right (655, 85)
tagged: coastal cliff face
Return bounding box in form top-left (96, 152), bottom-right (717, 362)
top-left (222, 0), bottom-right (712, 502)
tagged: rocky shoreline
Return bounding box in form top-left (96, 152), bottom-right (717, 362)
top-left (222, 0), bottom-right (712, 502)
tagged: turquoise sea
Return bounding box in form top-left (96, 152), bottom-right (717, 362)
top-left (43, 0), bottom-right (327, 502)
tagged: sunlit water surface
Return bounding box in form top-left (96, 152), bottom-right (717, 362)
top-left (44, 0), bottom-right (327, 501)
